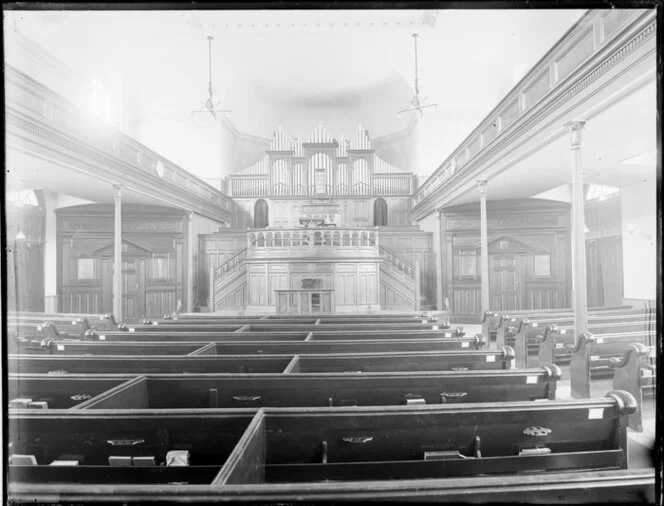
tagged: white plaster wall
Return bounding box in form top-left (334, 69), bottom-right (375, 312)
top-left (620, 179), bottom-right (656, 300)
top-left (532, 183), bottom-right (572, 203)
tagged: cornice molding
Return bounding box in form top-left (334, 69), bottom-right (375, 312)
top-left (6, 109), bottom-right (231, 224)
top-left (412, 12), bottom-right (656, 220)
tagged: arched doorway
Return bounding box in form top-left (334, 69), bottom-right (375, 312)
top-left (254, 199), bottom-right (269, 228)
top-left (373, 198), bottom-right (388, 226)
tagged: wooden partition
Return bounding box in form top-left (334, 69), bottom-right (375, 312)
top-left (442, 199), bottom-right (571, 320)
top-left (8, 348), bottom-right (510, 375)
top-left (49, 367), bottom-right (557, 410)
top-left (56, 204), bottom-right (189, 318)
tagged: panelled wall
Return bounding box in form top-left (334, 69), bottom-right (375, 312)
top-left (245, 260), bottom-right (380, 313)
top-left (57, 204), bottom-right (189, 318)
top-left (441, 199), bottom-right (571, 319)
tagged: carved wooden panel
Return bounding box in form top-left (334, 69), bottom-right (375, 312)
top-left (146, 288), bottom-right (176, 318)
top-left (445, 200), bottom-right (571, 315)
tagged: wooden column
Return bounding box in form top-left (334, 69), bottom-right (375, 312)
top-left (112, 184), bottom-right (122, 321)
top-left (414, 260), bottom-right (421, 311)
top-left (208, 257), bottom-right (216, 313)
top-left (186, 211), bottom-right (195, 313)
top-left (436, 208), bottom-right (445, 311)
top-left (478, 180), bottom-right (490, 313)
top-left (566, 121), bottom-right (588, 336)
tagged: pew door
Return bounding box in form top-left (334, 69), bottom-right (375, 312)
top-left (490, 253), bottom-right (526, 311)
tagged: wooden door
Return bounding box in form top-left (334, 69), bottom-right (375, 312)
top-left (489, 253), bottom-right (526, 311)
top-left (122, 257), bottom-right (146, 318)
top-left (101, 258), bottom-right (114, 313)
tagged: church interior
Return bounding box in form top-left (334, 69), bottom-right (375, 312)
top-left (4, 7), bottom-right (659, 503)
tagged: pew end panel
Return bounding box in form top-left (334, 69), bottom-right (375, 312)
top-left (283, 356), bottom-right (301, 374)
top-left (74, 376), bottom-right (149, 410)
top-left (610, 343), bottom-right (656, 432)
top-left (214, 410), bottom-right (267, 485)
top-left (188, 343), bottom-right (217, 356)
top-left (569, 333), bottom-right (594, 399)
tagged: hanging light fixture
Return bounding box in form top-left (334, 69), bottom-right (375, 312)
top-left (398, 33), bottom-right (438, 117)
top-left (191, 35), bottom-right (232, 120)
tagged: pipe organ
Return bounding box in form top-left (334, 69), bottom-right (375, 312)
top-left (228, 124), bottom-right (416, 226)
top-left (203, 124), bottom-right (434, 313)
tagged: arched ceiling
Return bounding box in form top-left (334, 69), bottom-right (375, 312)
top-left (9, 9), bottom-right (586, 176)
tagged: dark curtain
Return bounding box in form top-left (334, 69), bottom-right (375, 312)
top-left (586, 236), bottom-right (623, 307)
top-left (586, 240), bottom-right (604, 307)
top-left (597, 236), bottom-right (624, 306)
top-left (373, 198), bottom-right (388, 226)
top-left (254, 199), bottom-right (269, 228)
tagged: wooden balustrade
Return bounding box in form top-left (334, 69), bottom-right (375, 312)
top-left (229, 174), bottom-right (412, 197)
top-left (247, 228), bottom-right (379, 252)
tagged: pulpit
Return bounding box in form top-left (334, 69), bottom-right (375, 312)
top-left (275, 289), bottom-right (335, 315)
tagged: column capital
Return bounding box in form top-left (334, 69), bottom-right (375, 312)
top-left (476, 179), bottom-right (488, 197)
top-left (112, 183), bottom-right (122, 194)
top-left (436, 207), bottom-right (445, 218)
top-left (564, 120), bottom-right (586, 148)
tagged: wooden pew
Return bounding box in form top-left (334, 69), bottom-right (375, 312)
top-left (218, 393), bottom-right (636, 485)
top-left (20, 365), bottom-right (556, 410)
top-left (9, 311), bottom-right (122, 331)
top-left (122, 321), bottom-right (446, 333)
top-left (83, 327), bottom-right (466, 342)
top-left (539, 327), bottom-right (655, 370)
top-left (7, 319), bottom-right (91, 341)
top-left (481, 305), bottom-right (634, 341)
top-left (7, 410), bottom-right (256, 485)
top-left (504, 320), bottom-right (649, 369)
top-left (8, 376), bottom-right (128, 410)
top-left (171, 312), bottom-right (425, 321)
top-left (194, 337), bottom-right (481, 355)
top-left (497, 311), bottom-right (646, 349)
top-left (12, 339), bottom-right (209, 356)
top-left (278, 349), bottom-right (511, 373)
top-left (569, 332), bottom-right (656, 398)
top-left (149, 315), bottom-right (450, 327)
top-left (7, 392), bottom-right (638, 487)
top-left (8, 468), bottom-right (655, 503)
top-left (19, 335), bottom-right (484, 356)
top-left (610, 343), bottom-right (656, 431)
top-left (7, 348), bottom-right (514, 375)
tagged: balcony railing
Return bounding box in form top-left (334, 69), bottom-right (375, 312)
top-left (247, 228), bottom-right (379, 255)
